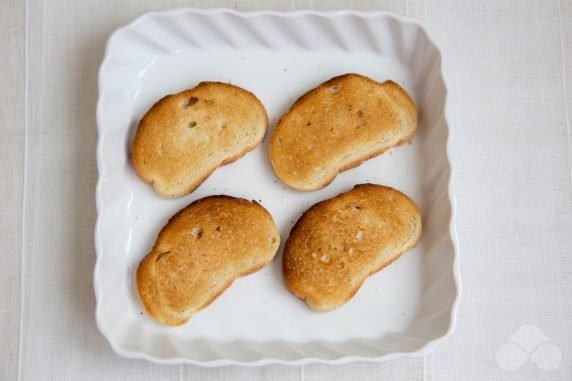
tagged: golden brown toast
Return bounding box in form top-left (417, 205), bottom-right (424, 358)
top-left (133, 82), bottom-right (268, 198)
top-left (282, 184), bottom-right (421, 311)
top-left (137, 196), bottom-right (280, 326)
top-left (269, 73), bottom-right (417, 191)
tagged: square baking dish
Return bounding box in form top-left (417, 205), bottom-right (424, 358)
top-left (95, 8), bottom-right (460, 365)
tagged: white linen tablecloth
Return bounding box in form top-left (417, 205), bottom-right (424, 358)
top-left (1, 0), bottom-right (571, 379)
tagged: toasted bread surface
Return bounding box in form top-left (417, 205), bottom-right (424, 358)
top-left (137, 196), bottom-right (280, 326)
top-left (133, 82), bottom-right (268, 198)
top-left (269, 73), bottom-right (417, 191)
top-left (283, 184), bottom-right (422, 311)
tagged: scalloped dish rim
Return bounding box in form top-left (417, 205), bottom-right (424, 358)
top-left (94, 8), bottom-right (460, 366)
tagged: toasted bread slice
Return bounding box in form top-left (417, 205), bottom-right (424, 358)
top-left (283, 184), bottom-right (421, 311)
top-left (137, 196), bottom-right (280, 326)
top-left (269, 74), bottom-right (417, 191)
top-left (133, 82), bottom-right (268, 198)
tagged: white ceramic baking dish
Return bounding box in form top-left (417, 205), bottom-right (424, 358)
top-left (95, 8), bottom-right (460, 366)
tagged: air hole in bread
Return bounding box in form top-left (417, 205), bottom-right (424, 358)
top-left (319, 254), bottom-right (331, 264)
top-left (189, 121), bottom-right (197, 128)
top-left (191, 227), bottom-right (203, 239)
top-left (332, 215), bottom-right (340, 222)
top-left (269, 236), bottom-right (277, 244)
top-left (156, 251), bottom-right (171, 262)
top-left (214, 226), bottom-right (221, 232)
top-left (205, 99), bottom-right (215, 105)
top-left (182, 96), bottom-right (199, 108)
top-left (348, 247), bottom-right (356, 256)
top-left (357, 109), bottom-right (363, 117)
top-left (307, 121), bottom-right (312, 126)
top-left (220, 121), bottom-right (226, 129)
top-left (356, 231), bottom-right (365, 242)
top-left (355, 124), bottom-right (360, 129)
top-left (326, 85), bottom-right (341, 94)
